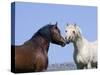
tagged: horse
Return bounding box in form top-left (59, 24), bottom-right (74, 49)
top-left (11, 22), bottom-right (66, 73)
top-left (65, 23), bottom-right (97, 69)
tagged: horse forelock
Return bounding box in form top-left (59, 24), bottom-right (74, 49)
top-left (66, 24), bottom-right (82, 36)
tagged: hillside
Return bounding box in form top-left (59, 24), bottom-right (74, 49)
top-left (47, 62), bottom-right (76, 71)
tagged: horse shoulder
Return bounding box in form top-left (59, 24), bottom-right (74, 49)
top-left (80, 39), bottom-right (90, 56)
top-left (34, 51), bottom-right (48, 71)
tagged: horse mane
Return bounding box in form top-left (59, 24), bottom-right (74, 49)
top-left (31, 24), bottom-right (54, 42)
top-left (75, 25), bottom-right (82, 37)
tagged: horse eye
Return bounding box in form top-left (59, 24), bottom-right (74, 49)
top-left (73, 31), bottom-right (75, 34)
top-left (65, 30), bottom-right (67, 32)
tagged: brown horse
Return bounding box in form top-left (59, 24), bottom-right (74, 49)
top-left (11, 22), bottom-right (65, 73)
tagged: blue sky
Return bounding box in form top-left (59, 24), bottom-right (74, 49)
top-left (13, 2), bottom-right (97, 64)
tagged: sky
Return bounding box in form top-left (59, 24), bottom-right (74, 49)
top-left (12, 2), bottom-right (97, 64)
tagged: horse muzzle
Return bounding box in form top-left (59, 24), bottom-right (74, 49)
top-left (60, 37), bottom-right (66, 47)
top-left (65, 37), bottom-right (70, 44)
top-left (61, 42), bottom-right (66, 47)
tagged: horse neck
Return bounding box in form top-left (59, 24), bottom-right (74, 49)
top-left (31, 34), bottom-right (50, 52)
top-left (73, 35), bottom-right (84, 53)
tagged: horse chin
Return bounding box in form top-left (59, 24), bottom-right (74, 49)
top-left (66, 40), bottom-right (70, 44)
top-left (51, 40), bottom-right (66, 47)
top-left (61, 42), bottom-right (66, 47)
top-left (66, 42), bottom-right (70, 44)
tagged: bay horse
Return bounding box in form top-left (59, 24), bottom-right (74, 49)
top-left (65, 23), bottom-right (97, 69)
top-left (11, 22), bottom-right (66, 73)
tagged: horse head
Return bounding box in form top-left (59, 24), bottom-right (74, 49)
top-left (37, 22), bottom-right (66, 47)
top-left (50, 22), bottom-right (66, 47)
top-left (65, 23), bottom-right (82, 44)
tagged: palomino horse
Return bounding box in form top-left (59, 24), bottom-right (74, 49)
top-left (11, 22), bottom-right (66, 73)
top-left (65, 23), bottom-right (97, 69)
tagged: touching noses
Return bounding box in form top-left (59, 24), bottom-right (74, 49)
top-left (65, 36), bottom-right (67, 40)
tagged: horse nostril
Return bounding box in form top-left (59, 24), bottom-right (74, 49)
top-left (69, 36), bottom-right (71, 40)
top-left (61, 43), bottom-right (66, 47)
top-left (65, 37), bottom-right (67, 40)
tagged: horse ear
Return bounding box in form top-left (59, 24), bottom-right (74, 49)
top-left (66, 23), bottom-right (69, 27)
top-left (65, 23), bottom-right (68, 29)
top-left (55, 22), bottom-right (58, 26)
top-left (74, 23), bottom-right (76, 27)
top-left (49, 22), bottom-right (51, 25)
top-left (53, 22), bottom-right (58, 28)
top-left (67, 23), bottom-right (69, 26)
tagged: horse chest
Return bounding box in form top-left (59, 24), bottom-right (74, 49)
top-left (76, 49), bottom-right (91, 64)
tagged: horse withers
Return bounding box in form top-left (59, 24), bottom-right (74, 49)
top-left (65, 23), bottom-right (97, 69)
top-left (11, 22), bottom-right (66, 73)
